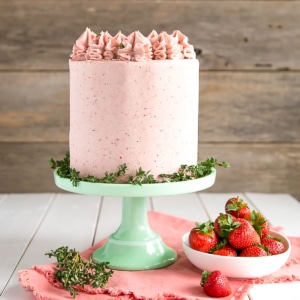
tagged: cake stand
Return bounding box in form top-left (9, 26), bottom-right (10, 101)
top-left (54, 168), bottom-right (216, 270)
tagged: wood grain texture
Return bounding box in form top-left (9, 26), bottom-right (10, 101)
top-left (1, 71), bottom-right (299, 142)
top-left (0, 1), bottom-right (299, 70)
top-left (0, 0), bottom-right (299, 199)
top-left (198, 143), bottom-right (300, 200)
top-left (0, 143), bottom-right (67, 193)
top-left (199, 71), bottom-right (300, 142)
top-left (0, 72), bottom-right (69, 142)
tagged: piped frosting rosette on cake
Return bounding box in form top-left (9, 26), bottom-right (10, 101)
top-left (71, 28), bottom-right (196, 61)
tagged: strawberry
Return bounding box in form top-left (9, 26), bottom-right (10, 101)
top-left (201, 270), bottom-right (232, 297)
top-left (239, 244), bottom-right (268, 257)
top-left (225, 196), bottom-right (251, 218)
top-left (189, 221), bottom-right (218, 253)
top-left (261, 235), bottom-right (286, 255)
top-left (228, 218), bottom-right (261, 249)
top-left (211, 240), bottom-right (237, 257)
top-left (213, 213), bottom-right (240, 238)
top-left (245, 210), bottom-right (270, 237)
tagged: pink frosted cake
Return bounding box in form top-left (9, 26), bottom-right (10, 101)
top-left (69, 28), bottom-right (199, 181)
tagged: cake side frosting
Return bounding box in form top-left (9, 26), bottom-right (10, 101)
top-left (69, 29), bottom-right (199, 181)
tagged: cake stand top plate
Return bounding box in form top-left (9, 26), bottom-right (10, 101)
top-left (54, 168), bottom-right (216, 197)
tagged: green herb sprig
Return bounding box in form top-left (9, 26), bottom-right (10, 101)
top-left (128, 167), bottom-right (157, 185)
top-left (49, 152), bottom-right (80, 186)
top-left (49, 152), bottom-right (229, 186)
top-left (45, 246), bottom-right (113, 298)
top-left (159, 157), bottom-right (230, 182)
top-left (100, 163), bottom-right (127, 183)
top-left (49, 152), bottom-right (128, 186)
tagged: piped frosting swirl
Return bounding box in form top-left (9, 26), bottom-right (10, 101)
top-left (71, 28), bottom-right (196, 61)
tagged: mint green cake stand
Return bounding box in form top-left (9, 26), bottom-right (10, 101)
top-left (54, 168), bottom-right (216, 270)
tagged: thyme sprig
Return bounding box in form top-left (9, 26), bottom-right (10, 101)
top-left (49, 152), bottom-right (80, 186)
top-left (49, 151), bottom-right (229, 186)
top-left (128, 167), bottom-right (157, 185)
top-left (100, 163), bottom-right (127, 183)
top-left (45, 246), bottom-right (113, 298)
top-left (49, 152), bottom-right (127, 186)
top-left (159, 157), bottom-right (230, 182)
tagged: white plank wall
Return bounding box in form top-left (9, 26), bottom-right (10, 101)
top-left (0, 193), bottom-right (300, 300)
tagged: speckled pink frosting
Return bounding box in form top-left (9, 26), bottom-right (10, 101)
top-left (69, 29), bottom-right (199, 180)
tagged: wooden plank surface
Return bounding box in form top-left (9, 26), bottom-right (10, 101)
top-left (1, 71), bottom-right (299, 143)
top-left (0, 143), bottom-right (67, 194)
top-left (0, 0), bottom-right (299, 200)
top-left (0, 1), bottom-right (299, 71)
top-left (0, 72), bottom-right (69, 142)
top-left (151, 193), bottom-right (209, 222)
top-left (0, 194), bottom-right (53, 295)
top-left (198, 143), bottom-right (300, 201)
top-left (0, 193), bottom-right (101, 300)
top-left (245, 193), bottom-right (300, 236)
top-left (198, 72), bottom-right (300, 142)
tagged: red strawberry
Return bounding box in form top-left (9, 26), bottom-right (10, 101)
top-left (211, 240), bottom-right (237, 257)
top-left (201, 270), bottom-right (232, 297)
top-left (228, 218), bottom-right (261, 249)
top-left (225, 196), bottom-right (251, 218)
top-left (213, 213), bottom-right (240, 238)
top-left (240, 244), bottom-right (268, 257)
top-left (189, 221), bottom-right (218, 253)
top-left (261, 235), bottom-right (286, 255)
top-left (245, 210), bottom-right (270, 237)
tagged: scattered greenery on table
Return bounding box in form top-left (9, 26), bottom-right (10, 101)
top-left (45, 246), bottom-right (113, 298)
top-left (49, 151), bottom-right (229, 186)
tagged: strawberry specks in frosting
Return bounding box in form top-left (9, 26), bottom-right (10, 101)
top-left (71, 28), bottom-right (196, 61)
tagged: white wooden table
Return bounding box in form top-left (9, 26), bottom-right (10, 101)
top-left (1, 192), bottom-right (300, 300)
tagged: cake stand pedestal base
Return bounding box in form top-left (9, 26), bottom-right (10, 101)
top-left (54, 168), bottom-right (216, 270)
top-left (93, 197), bottom-right (176, 270)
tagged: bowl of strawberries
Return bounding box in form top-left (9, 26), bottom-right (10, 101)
top-left (182, 196), bottom-right (291, 278)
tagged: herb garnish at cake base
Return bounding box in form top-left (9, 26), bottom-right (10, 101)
top-left (49, 152), bottom-right (230, 186)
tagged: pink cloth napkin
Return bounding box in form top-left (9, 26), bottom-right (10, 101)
top-left (19, 211), bottom-right (300, 300)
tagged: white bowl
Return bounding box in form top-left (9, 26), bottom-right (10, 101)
top-left (182, 230), bottom-right (291, 278)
